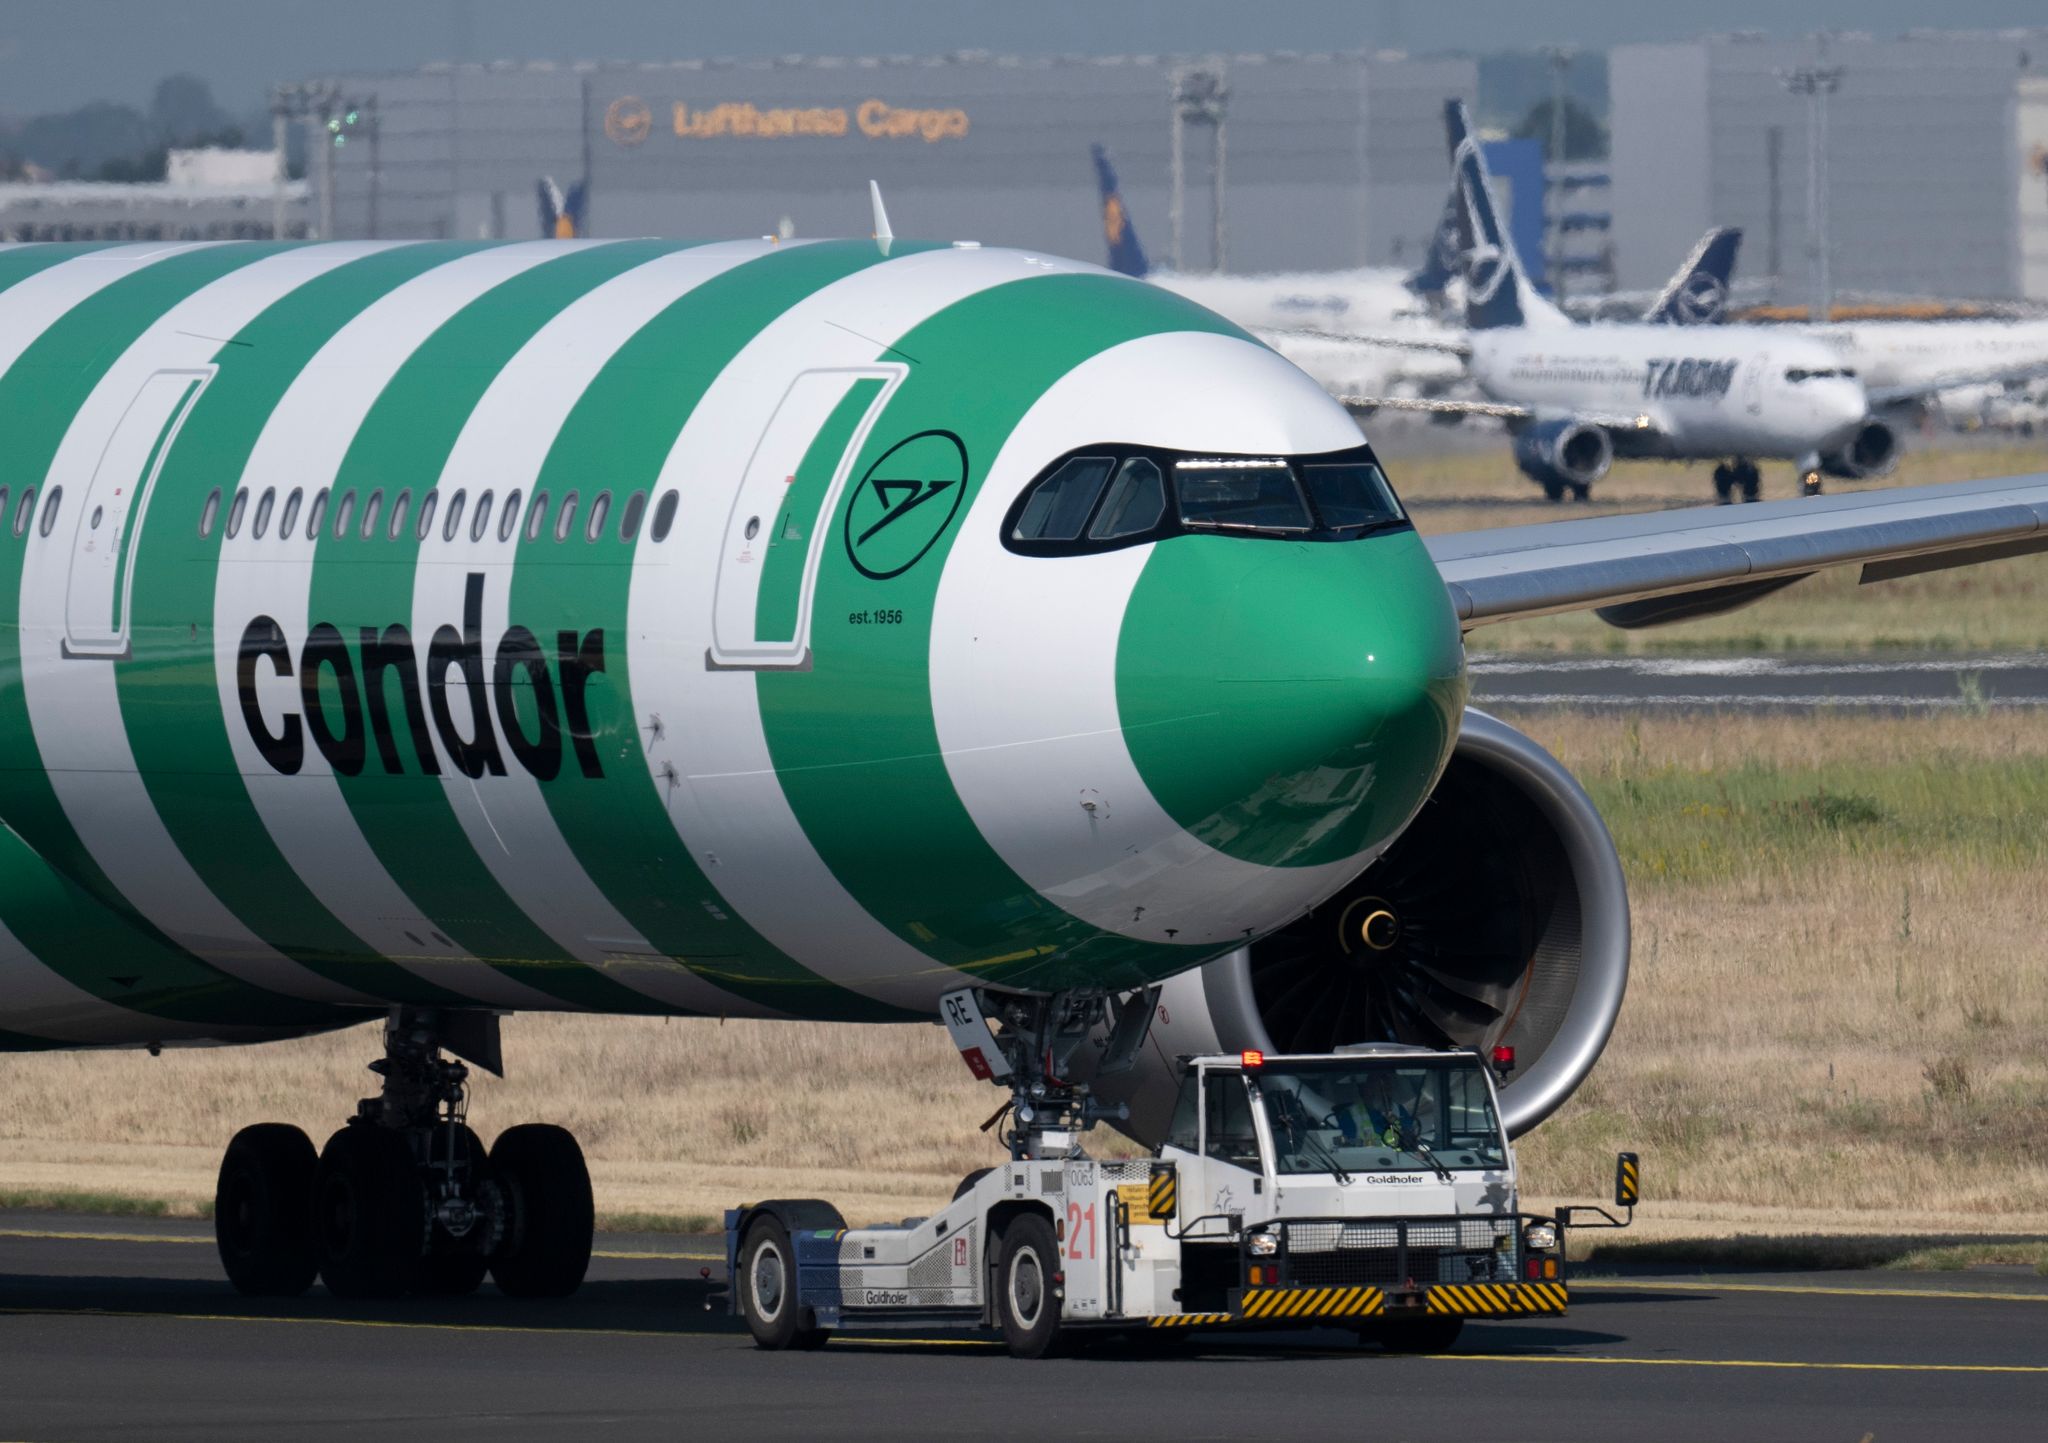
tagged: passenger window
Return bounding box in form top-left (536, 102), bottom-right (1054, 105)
top-left (1088, 457), bottom-right (1166, 540)
top-left (279, 487), bottom-right (303, 539)
top-left (360, 488), bottom-right (383, 540)
top-left (332, 488), bottom-right (356, 539)
top-left (224, 487), bottom-right (247, 539)
top-left (250, 487), bottom-right (274, 539)
top-left (585, 490), bottom-right (612, 542)
top-left (306, 488), bottom-right (329, 540)
top-left (619, 490), bottom-right (647, 541)
top-left (442, 488), bottom-right (467, 542)
top-left (415, 489), bottom-right (438, 540)
top-left (499, 488), bottom-right (522, 543)
top-left (198, 487), bottom-right (220, 538)
top-left (555, 490), bottom-right (579, 542)
top-left (470, 489), bottom-right (494, 543)
top-left (38, 485), bottom-right (63, 539)
top-left (1175, 459), bottom-right (1312, 532)
top-left (524, 490), bottom-right (549, 542)
top-left (388, 489), bottom-right (411, 540)
top-left (1013, 455), bottom-right (1113, 541)
top-left (649, 489), bottom-right (679, 542)
top-left (1299, 461), bottom-right (1402, 529)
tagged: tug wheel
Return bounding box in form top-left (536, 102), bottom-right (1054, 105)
top-left (994, 1212), bottom-right (1063, 1359)
top-left (739, 1216), bottom-right (829, 1350)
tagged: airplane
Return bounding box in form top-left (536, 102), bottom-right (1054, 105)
top-left (0, 231), bottom-right (2043, 1309)
top-left (1332, 102), bottom-right (1883, 504)
top-left (1087, 143), bottom-right (1469, 401)
top-left (1646, 238), bottom-right (2048, 449)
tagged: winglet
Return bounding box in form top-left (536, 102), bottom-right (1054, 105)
top-left (869, 180), bottom-right (894, 247)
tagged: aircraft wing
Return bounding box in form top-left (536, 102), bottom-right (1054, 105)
top-left (1336, 394), bottom-right (1660, 436)
top-left (1256, 325), bottom-right (1474, 360)
top-left (1865, 360), bottom-right (2048, 409)
top-left (1425, 472), bottom-right (2048, 629)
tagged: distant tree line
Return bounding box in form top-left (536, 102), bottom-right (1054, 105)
top-left (0, 75), bottom-right (282, 183)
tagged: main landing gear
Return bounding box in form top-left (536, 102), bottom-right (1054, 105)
top-left (1711, 459), bottom-right (1763, 504)
top-left (213, 1007), bottom-right (593, 1300)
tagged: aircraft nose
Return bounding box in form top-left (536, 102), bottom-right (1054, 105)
top-left (1115, 528), bottom-right (1468, 870)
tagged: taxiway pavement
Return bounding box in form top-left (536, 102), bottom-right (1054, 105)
top-left (2, 1210), bottom-right (2043, 1441)
top-left (1469, 651), bottom-right (2048, 712)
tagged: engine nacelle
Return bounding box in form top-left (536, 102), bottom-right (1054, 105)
top-left (1095, 710), bottom-right (1629, 1142)
top-left (1821, 418), bottom-right (1900, 479)
top-left (1512, 418), bottom-right (1613, 497)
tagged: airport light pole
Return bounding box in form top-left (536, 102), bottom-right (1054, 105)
top-left (1170, 67), bottom-right (1230, 273)
top-left (1540, 44), bottom-right (1577, 294)
top-left (1781, 65), bottom-right (1843, 323)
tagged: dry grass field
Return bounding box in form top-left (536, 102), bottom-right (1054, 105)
top-left (1390, 437), bottom-right (2048, 654)
top-left (4, 710), bottom-right (2046, 1253)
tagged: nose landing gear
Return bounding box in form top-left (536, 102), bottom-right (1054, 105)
top-left (212, 1007), bottom-right (594, 1301)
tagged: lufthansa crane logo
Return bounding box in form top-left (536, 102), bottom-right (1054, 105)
top-left (605, 96), bottom-right (653, 147)
top-left (843, 430), bottom-right (969, 580)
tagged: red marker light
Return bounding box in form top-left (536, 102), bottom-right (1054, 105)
top-left (1240, 1049), bottom-right (1264, 1069)
top-left (1491, 1045), bottom-right (1515, 1069)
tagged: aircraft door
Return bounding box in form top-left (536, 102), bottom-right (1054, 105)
top-left (63, 368), bottom-right (212, 659)
top-left (1742, 352), bottom-right (1768, 416)
top-left (708, 364), bottom-right (905, 670)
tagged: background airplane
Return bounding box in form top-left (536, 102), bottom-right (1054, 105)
top-left (0, 231), bottom-right (2042, 1310)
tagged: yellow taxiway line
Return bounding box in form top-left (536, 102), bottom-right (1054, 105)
top-left (1578, 1278), bottom-right (2048, 1305)
top-left (0, 1226), bottom-right (719, 1263)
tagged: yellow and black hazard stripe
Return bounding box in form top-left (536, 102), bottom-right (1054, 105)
top-left (1617, 1153), bottom-right (1641, 1207)
top-left (1146, 1167), bottom-right (1177, 1220)
top-left (1147, 1312), bottom-right (1232, 1328)
top-left (1239, 1285), bottom-right (1386, 1320)
top-left (1425, 1281), bottom-right (1568, 1316)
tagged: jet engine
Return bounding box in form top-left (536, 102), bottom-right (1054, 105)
top-left (1511, 419), bottom-right (1614, 499)
top-left (1821, 418), bottom-right (1900, 480)
top-left (1095, 710), bottom-right (1630, 1143)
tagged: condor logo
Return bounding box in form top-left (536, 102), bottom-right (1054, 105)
top-left (237, 573), bottom-right (607, 782)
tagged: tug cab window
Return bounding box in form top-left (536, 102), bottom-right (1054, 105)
top-left (1004, 442), bottom-right (1405, 557)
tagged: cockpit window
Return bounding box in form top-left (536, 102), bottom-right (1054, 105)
top-left (1786, 367), bottom-right (1854, 382)
top-left (1012, 456), bottom-right (1113, 541)
top-left (1299, 460), bottom-right (1403, 530)
top-left (1089, 457), bottom-right (1167, 540)
top-left (1175, 459), bottom-right (1312, 532)
top-left (1002, 441), bottom-right (1406, 557)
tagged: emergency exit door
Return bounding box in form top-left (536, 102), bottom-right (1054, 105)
top-left (708, 364), bottom-right (905, 670)
top-left (63, 368), bottom-right (212, 659)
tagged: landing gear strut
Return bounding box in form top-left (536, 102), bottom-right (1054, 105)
top-left (943, 987), bottom-right (1158, 1159)
top-left (212, 1007), bottom-right (593, 1300)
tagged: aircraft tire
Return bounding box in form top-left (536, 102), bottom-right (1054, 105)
top-left (314, 1123), bottom-right (426, 1299)
top-left (1376, 1316), bottom-right (1465, 1353)
top-left (994, 1212), bottom-right (1063, 1359)
top-left (1712, 465), bottom-right (1734, 504)
top-left (214, 1122), bottom-right (319, 1297)
top-left (487, 1124), bottom-right (594, 1299)
top-left (1739, 463), bottom-right (1762, 503)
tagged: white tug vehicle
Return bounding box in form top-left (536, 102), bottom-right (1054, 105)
top-left (727, 988), bottom-right (1639, 1357)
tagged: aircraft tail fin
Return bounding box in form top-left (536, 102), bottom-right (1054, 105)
top-left (538, 176), bottom-right (589, 239)
top-left (1444, 99), bottom-right (1567, 331)
top-left (1406, 182), bottom-right (1463, 301)
top-left (1091, 143), bottom-right (1150, 278)
top-left (1643, 227), bottom-right (1742, 325)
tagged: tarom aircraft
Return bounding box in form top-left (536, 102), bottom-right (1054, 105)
top-left (1654, 237), bottom-right (2048, 448)
top-left (2, 195), bottom-right (2046, 1303)
top-left (1337, 102), bottom-right (1886, 504)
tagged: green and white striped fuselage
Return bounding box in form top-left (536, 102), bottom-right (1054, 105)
top-left (0, 237), bottom-right (1466, 1051)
